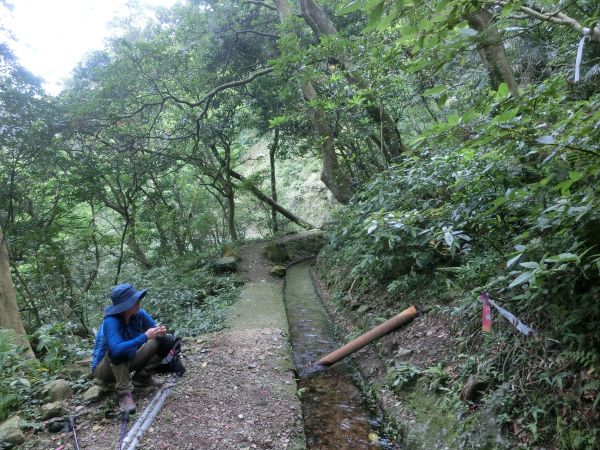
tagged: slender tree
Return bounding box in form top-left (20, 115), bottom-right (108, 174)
top-left (273, 0), bottom-right (353, 203)
top-left (0, 225), bottom-right (33, 354)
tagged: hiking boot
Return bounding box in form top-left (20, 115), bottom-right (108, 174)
top-left (119, 392), bottom-right (136, 414)
top-left (132, 370), bottom-right (163, 388)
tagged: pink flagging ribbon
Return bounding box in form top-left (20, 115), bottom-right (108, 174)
top-left (480, 293), bottom-right (492, 332)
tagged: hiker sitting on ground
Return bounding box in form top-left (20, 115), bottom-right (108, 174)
top-left (91, 283), bottom-right (174, 413)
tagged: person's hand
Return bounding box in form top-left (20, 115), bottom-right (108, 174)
top-left (145, 326), bottom-right (166, 339)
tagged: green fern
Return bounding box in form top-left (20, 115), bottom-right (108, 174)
top-left (557, 350), bottom-right (598, 369)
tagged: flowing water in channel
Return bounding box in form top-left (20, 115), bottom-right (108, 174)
top-left (284, 261), bottom-right (398, 449)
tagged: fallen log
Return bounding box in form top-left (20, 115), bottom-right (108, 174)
top-left (316, 306), bottom-right (417, 367)
top-left (229, 169), bottom-right (314, 229)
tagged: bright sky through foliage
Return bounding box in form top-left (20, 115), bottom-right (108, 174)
top-left (6, 0), bottom-right (179, 95)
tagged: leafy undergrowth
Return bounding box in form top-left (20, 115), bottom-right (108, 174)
top-left (316, 79), bottom-right (600, 449)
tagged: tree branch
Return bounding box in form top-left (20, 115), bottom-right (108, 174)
top-left (163, 66), bottom-right (274, 118)
top-left (244, 0), bottom-right (277, 11)
top-left (229, 169), bottom-right (314, 229)
top-left (235, 29), bottom-right (279, 38)
top-left (501, 1), bottom-right (600, 41)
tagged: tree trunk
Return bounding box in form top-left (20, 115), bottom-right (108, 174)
top-left (468, 10), bottom-right (519, 96)
top-left (221, 139), bottom-right (238, 241)
top-left (225, 185), bottom-right (238, 241)
top-left (0, 224), bottom-right (33, 355)
top-left (114, 215), bottom-right (129, 284)
top-left (269, 129), bottom-right (279, 233)
top-left (273, 0), bottom-right (352, 204)
top-left (127, 215), bottom-right (153, 269)
top-left (298, 0), bottom-right (406, 159)
top-left (303, 81), bottom-right (353, 203)
top-left (81, 202), bottom-right (101, 294)
top-left (10, 261), bottom-right (42, 327)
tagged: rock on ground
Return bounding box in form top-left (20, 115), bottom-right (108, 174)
top-left (44, 379), bottom-right (73, 401)
top-left (40, 402), bottom-right (64, 420)
top-left (212, 256), bottom-right (237, 272)
top-left (0, 415), bottom-right (25, 447)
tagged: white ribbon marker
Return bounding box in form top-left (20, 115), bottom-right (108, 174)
top-left (574, 29), bottom-right (591, 83)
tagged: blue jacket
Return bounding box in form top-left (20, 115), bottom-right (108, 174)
top-left (91, 309), bottom-right (156, 370)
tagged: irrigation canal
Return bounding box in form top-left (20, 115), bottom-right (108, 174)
top-left (284, 261), bottom-right (398, 449)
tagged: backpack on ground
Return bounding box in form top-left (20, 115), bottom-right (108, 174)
top-left (156, 336), bottom-right (186, 376)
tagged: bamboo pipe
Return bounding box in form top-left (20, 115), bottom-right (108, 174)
top-left (316, 306), bottom-right (417, 367)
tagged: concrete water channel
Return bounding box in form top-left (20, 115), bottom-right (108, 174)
top-left (284, 261), bottom-right (398, 449)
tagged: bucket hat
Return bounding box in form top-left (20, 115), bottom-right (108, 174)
top-left (105, 283), bottom-right (148, 315)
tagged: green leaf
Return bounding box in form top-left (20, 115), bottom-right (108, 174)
top-left (492, 107), bottom-right (519, 124)
top-left (506, 254), bottom-right (522, 268)
top-left (520, 261), bottom-right (540, 269)
top-left (545, 253), bottom-right (580, 264)
top-left (444, 231), bottom-right (454, 247)
top-left (535, 135), bottom-right (555, 145)
top-left (377, 12), bottom-right (397, 30)
top-left (497, 83), bottom-right (509, 98)
top-left (339, 1), bottom-right (362, 14)
top-left (364, 0), bottom-right (383, 9)
top-left (365, 2), bottom-right (385, 31)
top-left (10, 378), bottom-right (31, 388)
top-left (423, 86), bottom-right (446, 97)
top-left (509, 271), bottom-right (533, 288)
top-left (407, 57), bottom-right (429, 73)
top-left (447, 114), bottom-right (459, 126)
top-left (500, 3), bottom-right (515, 18)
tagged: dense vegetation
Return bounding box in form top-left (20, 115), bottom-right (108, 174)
top-left (1, 0), bottom-right (599, 448)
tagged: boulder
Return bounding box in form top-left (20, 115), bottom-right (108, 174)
top-left (0, 416), bottom-right (25, 447)
top-left (356, 304), bottom-right (371, 316)
top-left (44, 379), bottom-right (73, 401)
top-left (222, 245), bottom-right (241, 261)
top-left (40, 401), bottom-right (64, 420)
top-left (212, 256), bottom-right (237, 273)
top-left (262, 242), bottom-right (288, 263)
top-left (83, 384), bottom-right (108, 402)
top-left (46, 418), bottom-right (68, 433)
top-left (461, 375), bottom-right (488, 403)
top-left (63, 359), bottom-right (92, 380)
top-left (269, 265), bottom-right (286, 277)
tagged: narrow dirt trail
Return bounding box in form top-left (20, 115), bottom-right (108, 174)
top-left (149, 238), bottom-right (307, 449)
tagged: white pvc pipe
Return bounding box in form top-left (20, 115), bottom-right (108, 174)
top-left (125, 387), bottom-right (172, 450)
top-left (122, 388), bottom-right (164, 447)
